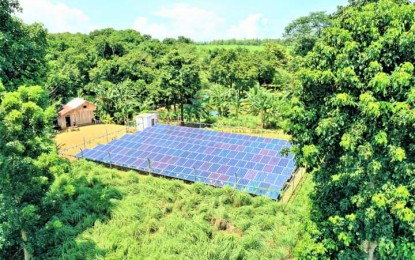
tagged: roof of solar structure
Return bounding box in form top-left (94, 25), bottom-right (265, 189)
top-left (76, 124), bottom-right (296, 199)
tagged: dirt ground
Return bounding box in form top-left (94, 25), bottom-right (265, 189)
top-left (54, 124), bottom-right (130, 158)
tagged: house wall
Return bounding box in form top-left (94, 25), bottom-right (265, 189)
top-left (59, 103), bottom-right (96, 129)
top-left (136, 114), bottom-right (158, 131)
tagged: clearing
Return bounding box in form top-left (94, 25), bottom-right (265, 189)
top-left (54, 124), bottom-right (128, 158)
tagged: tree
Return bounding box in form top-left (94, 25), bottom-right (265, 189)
top-left (0, 86), bottom-right (56, 260)
top-left (283, 11), bottom-right (331, 56)
top-left (204, 83), bottom-right (233, 117)
top-left (183, 98), bottom-right (208, 123)
top-left (0, 1), bottom-right (47, 90)
top-left (158, 46), bottom-right (201, 124)
top-left (246, 85), bottom-right (274, 128)
top-left (208, 48), bottom-right (257, 117)
top-left (86, 79), bottom-right (145, 123)
top-left (286, 1), bottom-right (415, 258)
top-left (251, 51), bottom-right (276, 87)
top-left (347, 0), bottom-right (409, 7)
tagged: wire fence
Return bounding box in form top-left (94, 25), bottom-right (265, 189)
top-left (161, 120), bottom-right (290, 140)
top-left (58, 128), bottom-right (128, 158)
top-left (58, 122), bottom-right (288, 158)
top-left (76, 152), bottom-right (289, 199)
top-left (279, 167), bottom-right (306, 203)
top-left (58, 122), bottom-right (304, 201)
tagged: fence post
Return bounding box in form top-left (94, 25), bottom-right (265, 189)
top-left (83, 137), bottom-right (86, 149)
top-left (107, 151), bottom-right (112, 168)
top-left (234, 172), bottom-right (238, 189)
top-left (106, 129), bottom-right (109, 143)
top-left (79, 148), bottom-right (84, 158)
top-left (292, 173), bottom-right (295, 199)
top-left (147, 158), bottom-right (151, 174)
top-left (193, 167), bottom-right (197, 182)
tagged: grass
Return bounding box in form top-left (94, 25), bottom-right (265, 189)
top-left (195, 44), bottom-right (264, 52)
top-left (60, 161), bottom-right (312, 259)
top-left (212, 115), bottom-right (291, 140)
top-left (212, 126), bottom-right (291, 141)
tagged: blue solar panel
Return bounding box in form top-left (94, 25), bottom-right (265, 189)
top-left (76, 124), bottom-right (296, 200)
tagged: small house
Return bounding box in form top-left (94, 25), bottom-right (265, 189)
top-left (58, 98), bottom-right (97, 129)
top-left (136, 113), bottom-right (158, 131)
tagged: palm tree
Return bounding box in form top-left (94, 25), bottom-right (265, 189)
top-left (246, 85), bottom-right (274, 128)
top-left (204, 84), bottom-right (232, 117)
top-left (184, 98), bottom-right (208, 123)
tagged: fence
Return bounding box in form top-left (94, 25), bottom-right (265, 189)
top-left (279, 167), bottom-right (306, 203)
top-left (59, 122), bottom-right (305, 201)
top-left (161, 120), bottom-right (290, 140)
top-left (76, 152), bottom-right (285, 199)
top-left (58, 128), bottom-right (128, 159)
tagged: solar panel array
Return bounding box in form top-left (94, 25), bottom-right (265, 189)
top-left (76, 124), bottom-right (296, 199)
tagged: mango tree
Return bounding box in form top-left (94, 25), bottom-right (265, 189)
top-left (158, 45), bottom-right (201, 124)
top-left (0, 86), bottom-right (56, 260)
top-left (286, 1), bottom-right (415, 258)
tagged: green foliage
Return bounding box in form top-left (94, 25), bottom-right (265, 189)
top-left (207, 48), bottom-right (263, 117)
top-left (86, 79), bottom-right (145, 123)
top-left (156, 45), bottom-right (202, 123)
top-left (286, 0), bottom-right (415, 258)
top-left (0, 156), bottom-right (122, 259)
top-left (203, 83), bottom-right (233, 117)
top-left (0, 1), bottom-right (47, 90)
top-left (283, 11), bottom-right (331, 56)
top-left (34, 160), bottom-right (122, 259)
top-left (214, 114), bottom-right (262, 129)
top-left (56, 161), bottom-right (312, 259)
top-left (46, 29), bottom-right (293, 128)
top-left (0, 85), bottom-right (55, 259)
top-left (196, 44), bottom-right (264, 52)
top-left (246, 85), bottom-right (274, 128)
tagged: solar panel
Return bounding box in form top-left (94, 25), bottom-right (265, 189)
top-left (76, 124), bottom-right (296, 200)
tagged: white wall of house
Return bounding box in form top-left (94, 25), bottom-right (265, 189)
top-left (136, 113), bottom-right (158, 131)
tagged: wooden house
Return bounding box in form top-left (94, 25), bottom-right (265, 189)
top-left (57, 98), bottom-right (97, 129)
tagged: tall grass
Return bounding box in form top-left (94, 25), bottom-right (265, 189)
top-left (61, 160), bottom-right (312, 259)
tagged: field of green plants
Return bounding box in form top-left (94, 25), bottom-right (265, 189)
top-left (195, 44), bottom-right (265, 52)
top-left (59, 161), bottom-right (312, 259)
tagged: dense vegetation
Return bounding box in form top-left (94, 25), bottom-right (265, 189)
top-left (287, 0), bottom-right (415, 258)
top-left (45, 29), bottom-right (292, 128)
top-left (1, 0), bottom-right (415, 259)
top-left (58, 161), bottom-right (312, 259)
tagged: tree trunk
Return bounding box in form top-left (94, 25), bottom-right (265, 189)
top-left (362, 240), bottom-right (377, 260)
top-left (21, 229), bottom-right (30, 260)
top-left (235, 89), bottom-right (240, 118)
top-left (180, 95), bottom-right (185, 126)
